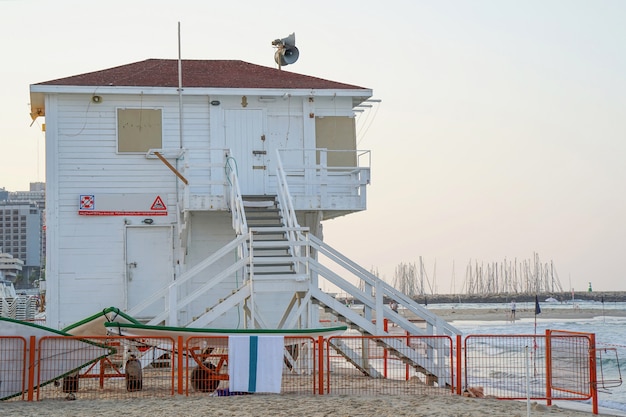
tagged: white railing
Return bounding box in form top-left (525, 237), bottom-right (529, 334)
top-left (175, 147), bottom-right (371, 214)
top-left (274, 154), bottom-right (455, 335)
top-left (128, 223), bottom-right (459, 337)
top-left (276, 148), bottom-right (371, 212)
top-left (275, 149), bottom-right (308, 261)
top-left (307, 234), bottom-right (460, 337)
top-left (177, 148), bottom-right (232, 211)
top-left (126, 234), bottom-right (248, 323)
top-left (224, 156), bottom-right (248, 235)
top-left (138, 146), bottom-right (458, 337)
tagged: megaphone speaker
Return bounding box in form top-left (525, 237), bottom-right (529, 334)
top-left (275, 46), bottom-right (299, 66)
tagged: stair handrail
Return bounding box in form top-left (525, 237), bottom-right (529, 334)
top-left (149, 256), bottom-right (249, 326)
top-left (274, 149), bottom-right (457, 335)
top-left (308, 234), bottom-right (460, 337)
top-left (225, 155), bottom-right (251, 286)
top-left (275, 149), bottom-right (303, 241)
top-left (225, 156), bottom-right (248, 236)
top-left (127, 233), bottom-right (248, 320)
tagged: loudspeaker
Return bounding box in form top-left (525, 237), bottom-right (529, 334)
top-left (275, 45), bottom-right (300, 66)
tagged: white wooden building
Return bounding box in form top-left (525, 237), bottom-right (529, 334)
top-left (30, 59), bottom-right (458, 348)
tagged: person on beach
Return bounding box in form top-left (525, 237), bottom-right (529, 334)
top-left (389, 300), bottom-right (399, 326)
top-left (510, 300), bottom-right (516, 321)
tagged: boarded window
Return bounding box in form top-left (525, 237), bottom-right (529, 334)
top-left (315, 117), bottom-right (357, 167)
top-left (117, 109), bottom-right (162, 153)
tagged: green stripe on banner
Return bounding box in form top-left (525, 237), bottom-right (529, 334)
top-left (248, 336), bottom-right (258, 392)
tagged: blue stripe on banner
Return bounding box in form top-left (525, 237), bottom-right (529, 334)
top-left (248, 336), bottom-right (258, 392)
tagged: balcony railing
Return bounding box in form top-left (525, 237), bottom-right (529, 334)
top-left (173, 147), bottom-right (370, 215)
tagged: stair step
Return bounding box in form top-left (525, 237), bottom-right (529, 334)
top-left (252, 269), bottom-right (298, 274)
top-left (251, 263), bottom-right (295, 270)
top-left (251, 227), bottom-right (286, 233)
top-left (250, 238), bottom-right (288, 245)
top-left (252, 250), bottom-right (291, 258)
top-left (245, 207), bottom-right (280, 212)
top-left (247, 216), bottom-right (281, 221)
top-left (250, 272), bottom-right (308, 280)
top-left (248, 222), bottom-right (285, 228)
top-left (242, 194), bottom-right (277, 199)
top-left (242, 195), bottom-right (278, 205)
top-left (252, 256), bottom-right (292, 263)
top-left (252, 244), bottom-right (290, 250)
top-left (251, 256), bottom-right (295, 263)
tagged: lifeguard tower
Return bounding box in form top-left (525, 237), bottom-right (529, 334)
top-left (30, 47), bottom-right (459, 384)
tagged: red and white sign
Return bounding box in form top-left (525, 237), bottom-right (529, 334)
top-left (150, 196), bottom-right (167, 211)
top-left (78, 194), bottom-right (168, 216)
top-left (80, 195), bottom-right (95, 210)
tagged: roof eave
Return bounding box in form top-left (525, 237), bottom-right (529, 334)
top-left (29, 85), bottom-right (373, 118)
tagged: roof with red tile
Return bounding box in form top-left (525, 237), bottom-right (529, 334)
top-left (34, 59), bottom-right (367, 91)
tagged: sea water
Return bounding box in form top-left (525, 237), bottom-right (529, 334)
top-left (429, 300), bottom-right (626, 415)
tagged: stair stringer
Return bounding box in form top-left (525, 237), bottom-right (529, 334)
top-left (308, 274), bottom-right (452, 386)
top-left (187, 283), bottom-right (251, 328)
top-left (328, 338), bottom-right (383, 378)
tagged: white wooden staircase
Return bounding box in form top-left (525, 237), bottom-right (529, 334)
top-left (127, 151), bottom-right (460, 386)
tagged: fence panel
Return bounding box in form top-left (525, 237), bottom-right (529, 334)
top-left (547, 329), bottom-right (596, 412)
top-left (465, 333), bottom-right (593, 402)
top-left (0, 336), bottom-right (28, 401)
top-left (465, 334), bottom-right (547, 399)
top-left (326, 335), bottom-right (454, 396)
top-left (184, 336), bottom-right (317, 396)
top-left (36, 336), bottom-right (176, 400)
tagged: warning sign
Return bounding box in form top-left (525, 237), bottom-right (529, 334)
top-left (151, 196), bottom-right (167, 211)
top-left (78, 194), bottom-right (168, 216)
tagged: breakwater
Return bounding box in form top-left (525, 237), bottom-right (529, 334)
top-left (410, 291), bottom-right (626, 305)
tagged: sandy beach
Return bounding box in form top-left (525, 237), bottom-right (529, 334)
top-left (429, 305), bottom-right (626, 323)
top-left (4, 306), bottom-right (624, 416)
top-left (0, 393), bottom-right (615, 417)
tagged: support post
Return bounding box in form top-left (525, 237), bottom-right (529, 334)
top-left (589, 333), bottom-right (598, 415)
top-left (317, 336), bottom-right (324, 395)
top-left (177, 336), bottom-right (184, 395)
top-left (456, 334), bottom-right (462, 395)
top-left (383, 319), bottom-right (388, 378)
top-left (545, 330), bottom-right (552, 406)
top-left (99, 358), bottom-right (105, 388)
top-left (28, 335), bottom-right (36, 401)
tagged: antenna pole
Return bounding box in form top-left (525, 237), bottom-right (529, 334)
top-left (177, 22), bottom-right (183, 149)
top-left (174, 22), bottom-right (184, 219)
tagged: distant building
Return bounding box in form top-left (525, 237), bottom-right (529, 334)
top-left (0, 252), bottom-right (24, 282)
top-left (0, 183), bottom-right (45, 286)
top-left (10, 182), bottom-right (46, 207)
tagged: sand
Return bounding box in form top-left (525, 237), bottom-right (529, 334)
top-left (0, 393), bottom-right (614, 417)
top-left (428, 305), bottom-right (626, 323)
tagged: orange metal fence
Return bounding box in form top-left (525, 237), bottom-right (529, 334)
top-left (1, 330), bottom-right (602, 414)
top-left (36, 336), bottom-right (176, 401)
top-left (185, 336), bottom-right (318, 396)
top-left (0, 336), bottom-right (28, 401)
top-left (325, 334), bottom-right (456, 396)
top-left (464, 330), bottom-right (598, 414)
top-left (547, 330), bottom-right (598, 414)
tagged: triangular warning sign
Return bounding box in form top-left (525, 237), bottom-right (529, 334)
top-left (151, 196), bottom-right (167, 211)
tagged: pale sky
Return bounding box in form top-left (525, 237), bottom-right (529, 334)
top-left (2, 1), bottom-right (625, 293)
